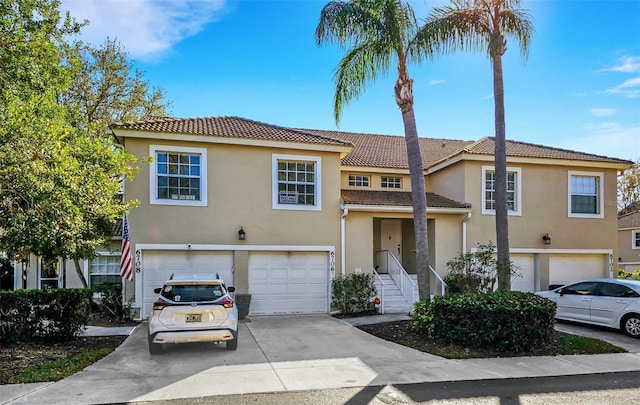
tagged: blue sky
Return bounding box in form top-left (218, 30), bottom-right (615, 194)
top-left (59, 0), bottom-right (640, 161)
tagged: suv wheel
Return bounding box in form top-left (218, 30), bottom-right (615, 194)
top-left (148, 335), bottom-right (163, 354)
top-left (226, 331), bottom-right (238, 350)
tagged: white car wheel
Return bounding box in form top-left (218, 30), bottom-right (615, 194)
top-left (622, 314), bottom-right (640, 338)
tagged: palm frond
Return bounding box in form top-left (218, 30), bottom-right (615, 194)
top-left (333, 41), bottom-right (393, 124)
top-left (499, 9), bottom-right (534, 59)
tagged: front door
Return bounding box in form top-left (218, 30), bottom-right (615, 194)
top-left (40, 258), bottom-right (62, 289)
top-left (380, 219), bottom-right (402, 262)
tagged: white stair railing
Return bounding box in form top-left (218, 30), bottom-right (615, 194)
top-left (429, 264), bottom-right (447, 296)
top-left (383, 250), bottom-right (418, 307)
top-left (372, 268), bottom-right (386, 314)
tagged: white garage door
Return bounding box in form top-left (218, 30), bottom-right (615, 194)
top-left (549, 254), bottom-right (606, 287)
top-left (510, 254), bottom-right (535, 292)
top-left (141, 251), bottom-right (234, 319)
top-left (248, 252), bottom-right (329, 315)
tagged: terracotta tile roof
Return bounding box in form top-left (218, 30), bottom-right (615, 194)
top-left (341, 189), bottom-right (469, 209)
top-left (110, 116), bottom-right (352, 147)
top-left (462, 137), bottom-right (631, 165)
top-left (618, 210), bottom-right (640, 229)
top-left (300, 130), bottom-right (632, 168)
top-left (299, 129), bottom-right (473, 168)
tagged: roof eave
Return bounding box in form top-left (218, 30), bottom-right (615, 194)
top-left (343, 204), bottom-right (472, 214)
top-left (112, 128), bottom-right (353, 154)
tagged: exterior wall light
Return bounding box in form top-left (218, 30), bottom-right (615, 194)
top-left (238, 227), bottom-right (246, 241)
top-left (542, 233), bottom-right (551, 245)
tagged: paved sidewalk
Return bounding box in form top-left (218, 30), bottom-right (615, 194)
top-left (82, 325), bottom-right (137, 337)
top-left (1, 315), bottom-right (639, 405)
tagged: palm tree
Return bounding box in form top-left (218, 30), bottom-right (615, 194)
top-left (418, 0), bottom-right (533, 291)
top-left (316, 0), bottom-right (433, 300)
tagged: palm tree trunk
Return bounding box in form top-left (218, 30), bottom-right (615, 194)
top-left (492, 52), bottom-right (511, 291)
top-left (395, 64), bottom-right (430, 301)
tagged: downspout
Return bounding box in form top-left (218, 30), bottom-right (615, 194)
top-left (340, 203), bottom-right (349, 276)
top-left (462, 211), bottom-right (472, 253)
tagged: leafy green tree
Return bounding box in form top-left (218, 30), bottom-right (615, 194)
top-left (618, 159), bottom-right (639, 214)
top-left (60, 38), bottom-right (170, 136)
top-left (420, 0), bottom-right (533, 291)
top-left (316, 0), bottom-right (434, 300)
top-left (0, 0), bottom-right (139, 287)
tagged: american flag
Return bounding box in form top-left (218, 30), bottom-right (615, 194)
top-left (120, 213), bottom-right (133, 281)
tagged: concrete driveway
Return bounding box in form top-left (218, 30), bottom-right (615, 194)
top-left (3, 315), bottom-right (640, 405)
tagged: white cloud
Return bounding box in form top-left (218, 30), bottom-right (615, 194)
top-left (600, 56), bottom-right (640, 73)
top-left (590, 108), bottom-right (616, 117)
top-left (59, 0), bottom-right (226, 61)
top-left (554, 122), bottom-right (640, 161)
top-left (604, 77), bottom-right (640, 98)
top-left (429, 79), bottom-right (446, 86)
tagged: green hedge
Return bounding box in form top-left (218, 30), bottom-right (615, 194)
top-left (331, 272), bottom-right (376, 314)
top-left (0, 288), bottom-right (91, 343)
top-left (413, 291), bottom-right (557, 352)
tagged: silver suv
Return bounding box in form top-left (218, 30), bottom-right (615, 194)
top-left (148, 273), bottom-right (239, 354)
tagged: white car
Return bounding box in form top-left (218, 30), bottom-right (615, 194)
top-left (536, 278), bottom-right (640, 338)
top-left (148, 273), bottom-right (239, 354)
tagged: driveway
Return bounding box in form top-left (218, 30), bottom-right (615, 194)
top-left (554, 320), bottom-right (640, 353)
top-left (2, 315), bottom-right (640, 405)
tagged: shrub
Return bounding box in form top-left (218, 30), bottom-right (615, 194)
top-left (444, 243), bottom-right (519, 294)
top-left (331, 272), bottom-right (376, 314)
top-left (235, 293), bottom-right (251, 320)
top-left (411, 299), bottom-right (434, 337)
top-left (95, 282), bottom-right (132, 322)
top-left (1, 288), bottom-right (91, 343)
top-left (428, 291), bottom-right (557, 352)
top-left (619, 268), bottom-right (640, 280)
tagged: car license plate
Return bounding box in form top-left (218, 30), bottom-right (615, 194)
top-left (186, 314), bottom-right (202, 323)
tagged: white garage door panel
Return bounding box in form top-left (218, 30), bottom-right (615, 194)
top-left (249, 252), bottom-right (329, 315)
top-left (549, 255), bottom-right (605, 287)
top-left (141, 251), bottom-right (233, 319)
top-left (511, 254), bottom-right (535, 292)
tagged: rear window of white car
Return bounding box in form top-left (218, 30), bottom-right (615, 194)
top-left (160, 284), bottom-right (225, 303)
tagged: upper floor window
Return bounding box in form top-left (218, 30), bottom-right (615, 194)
top-left (633, 230), bottom-right (640, 249)
top-left (272, 154), bottom-right (321, 211)
top-left (150, 145), bottom-right (207, 206)
top-left (482, 166), bottom-right (522, 216)
top-left (568, 171), bottom-right (603, 218)
top-left (349, 175), bottom-right (370, 187)
top-left (381, 176), bottom-right (402, 189)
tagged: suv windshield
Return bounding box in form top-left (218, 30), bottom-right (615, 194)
top-left (160, 284), bottom-right (225, 303)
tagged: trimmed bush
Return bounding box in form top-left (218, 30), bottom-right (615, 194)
top-left (1, 288), bottom-right (92, 343)
top-left (331, 272), bottom-right (376, 315)
top-left (427, 291), bottom-right (556, 352)
top-left (235, 293), bottom-right (251, 320)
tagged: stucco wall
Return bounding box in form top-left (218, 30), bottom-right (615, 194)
top-left (461, 161), bottom-right (620, 257)
top-left (618, 228), bottom-right (640, 263)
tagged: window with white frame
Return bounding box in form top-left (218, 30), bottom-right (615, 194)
top-left (348, 174), bottom-right (370, 187)
top-left (272, 154), bottom-right (321, 210)
top-left (482, 166), bottom-right (522, 216)
top-left (633, 230), bottom-right (640, 249)
top-left (568, 171), bottom-right (603, 218)
top-left (381, 176), bottom-right (402, 189)
top-left (150, 145), bottom-right (207, 206)
top-left (89, 255), bottom-right (121, 293)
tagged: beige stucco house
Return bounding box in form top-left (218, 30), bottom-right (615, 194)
top-left (8, 116), bottom-right (632, 318)
top-left (619, 209), bottom-right (640, 273)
